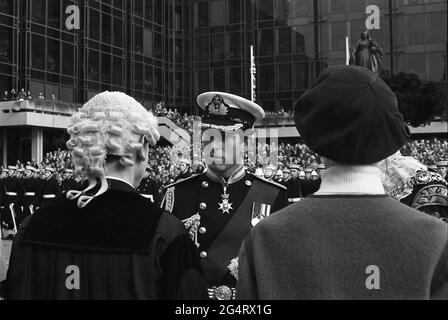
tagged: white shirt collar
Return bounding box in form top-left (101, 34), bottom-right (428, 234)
top-left (105, 176), bottom-right (135, 189)
top-left (315, 164), bottom-right (386, 195)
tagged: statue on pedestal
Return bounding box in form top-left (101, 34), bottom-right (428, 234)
top-left (350, 31), bottom-right (384, 75)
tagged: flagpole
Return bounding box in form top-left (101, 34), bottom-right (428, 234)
top-left (346, 36), bottom-right (350, 65)
top-left (250, 45), bottom-right (256, 102)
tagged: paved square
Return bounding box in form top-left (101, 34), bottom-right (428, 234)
top-left (0, 239), bottom-right (12, 282)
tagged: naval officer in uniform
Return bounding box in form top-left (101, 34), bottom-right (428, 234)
top-left (162, 92), bottom-right (288, 300)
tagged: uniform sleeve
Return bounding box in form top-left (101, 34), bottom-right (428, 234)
top-left (159, 233), bottom-right (207, 300)
top-left (236, 237), bottom-right (259, 300)
top-left (430, 235), bottom-right (448, 300)
top-left (273, 188), bottom-right (289, 212)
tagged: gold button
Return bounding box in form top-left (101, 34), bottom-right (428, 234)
top-left (199, 227), bottom-right (207, 234)
top-left (202, 181), bottom-right (209, 188)
top-left (200, 251), bottom-right (208, 259)
top-left (245, 180), bottom-right (252, 186)
top-left (200, 203), bottom-right (207, 210)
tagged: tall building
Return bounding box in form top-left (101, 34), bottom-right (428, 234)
top-left (0, 0), bottom-right (446, 163)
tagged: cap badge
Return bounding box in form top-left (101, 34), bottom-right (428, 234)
top-left (207, 95), bottom-right (229, 116)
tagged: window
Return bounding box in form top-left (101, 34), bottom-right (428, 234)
top-left (175, 5), bottom-right (182, 30)
top-left (278, 64), bottom-right (292, 91)
top-left (210, 0), bottom-right (225, 26)
top-left (113, 57), bottom-right (123, 87)
top-left (0, 0), bottom-right (13, 15)
top-left (407, 14), bottom-right (426, 45)
top-left (260, 65), bottom-right (275, 91)
top-left (102, 14), bottom-right (111, 44)
top-left (197, 70), bottom-right (209, 93)
top-left (175, 39), bottom-right (182, 62)
top-left (145, 65), bottom-right (153, 92)
top-left (213, 69), bottom-right (225, 91)
top-left (175, 72), bottom-right (182, 97)
top-left (102, 53), bottom-right (111, 84)
top-left (211, 34), bottom-right (225, 60)
top-left (143, 29), bottom-right (153, 57)
top-left (229, 33), bottom-right (241, 59)
top-left (229, 67), bottom-right (241, 93)
top-left (294, 62), bottom-right (308, 90)
top-left (47, 0), bottom-right (61, 29)
top-left (31, 34), bottom-right (45, 69)
top-left (278, 28), bottom-right (291, 54)
top-left (145, 0), bottom-right (153, 20)
top-left (0, 26), bottom-right (13, 63)
top-left (61, 86), bottom-right (74, 103)
top-left (154, 32), bottom-right (162, 59)
top-left (195, 2), bottom-right (209, 27)
top-left (195, 35), bottom-right (209, 61)
top-left (47, 38), bottom-right (60, 73)
top-left (134, 0), bottom-right (144, 16)
top-left (331, 22), bottom-right (346, 51)
top-left (90, 10), bottom-right (100, 41)
top-left (293, 0), bottom-right (313, 17)
top-left (88, 50), bottom-right (99, 81)
top-left (113, 18), bottom-right (123, 47)
top-left (62, 43), bottom-right (74, 76)
top-left (0, 74), bottom-right (12, 95)
top-left (154, 0), bottom-right (162, 24)
top-left (32, 0), bottom-right (45, 24)
top-left (331, 0), bottom-right (348, 13)
top-left (154, 67), bottom-right (162, 94)
top-left (258, 29), bottom-right (274, 56)
top-left (135, 26), bottom-right (143, 54)
top-left (257, 0), bottom-right (274, 21)
top-left (276, 0), bottom-right (292, 19)
top-left (228, 0), bottom-right (241, 23)
top-left (135, 62), bottom-right (144, 90)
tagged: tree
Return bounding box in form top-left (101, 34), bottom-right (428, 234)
top-left (382, 72), bottom-right (446, 127)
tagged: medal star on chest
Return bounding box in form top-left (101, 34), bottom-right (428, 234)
top-left (219, 192), bottom-right (233, 214)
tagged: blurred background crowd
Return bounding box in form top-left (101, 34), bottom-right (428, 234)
top-left (2, 137), bottom-right (447, 198)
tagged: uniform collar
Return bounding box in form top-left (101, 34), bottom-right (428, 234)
top-left (106, 176), bottom-right (136, 192)
top-left (206, 165), bottom-right (246, 185)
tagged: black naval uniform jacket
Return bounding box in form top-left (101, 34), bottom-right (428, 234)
top-left (162, 167), bottom-right (289, 294)
top-left (5, 179), bottom-right (207, 300)
top-left (282, 178), bottom-right (301, 202)
top-left (21, 177), bottom-right (39, 208)
top-left (137, 176), bottom-right (161, 207)
top-left (61, 177), bottom-right (80, 195)
top-left (38, 176), bottom-right (62, 207)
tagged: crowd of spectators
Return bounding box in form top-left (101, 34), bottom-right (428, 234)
top-left (1, 88), bottom-right (48, 102)
top-left (3, 138), bottom-right (448, 194)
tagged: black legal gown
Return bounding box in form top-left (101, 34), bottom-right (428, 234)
top-left (4, 179), bottom-right (207, 300)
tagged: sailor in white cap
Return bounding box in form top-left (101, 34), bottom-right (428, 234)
top-left (137, 165), bottom-right (162, 206)
top-left (275, 170), bottom-right (283, 183)
top-left (162, 91), bottom-right (288, 300)
top-left (61, 168), bottom-right (79, 195)
top-left (38, 166), bottom-right (62, 207)
top-left (263, 165), bottom-right (277, 181)
top-left (436, 160), bottom-right (448, 183)
top-left (1, 166), bottom-right (21, 239)
top-left (175, 158), bottom-right (192, 182)
top-left (21, 166), bottom-right (40, 219)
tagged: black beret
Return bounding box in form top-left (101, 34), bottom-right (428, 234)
top-left (294, 65), bottom-right (410, 164)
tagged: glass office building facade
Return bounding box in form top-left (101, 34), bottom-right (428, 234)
top-left (0, 0), bottom-right (446, 113)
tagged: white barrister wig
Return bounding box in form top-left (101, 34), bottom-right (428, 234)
top-left (66, 91), bottom-right (160, 208)
top-left (378, 151), bottom-right (427, 200)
